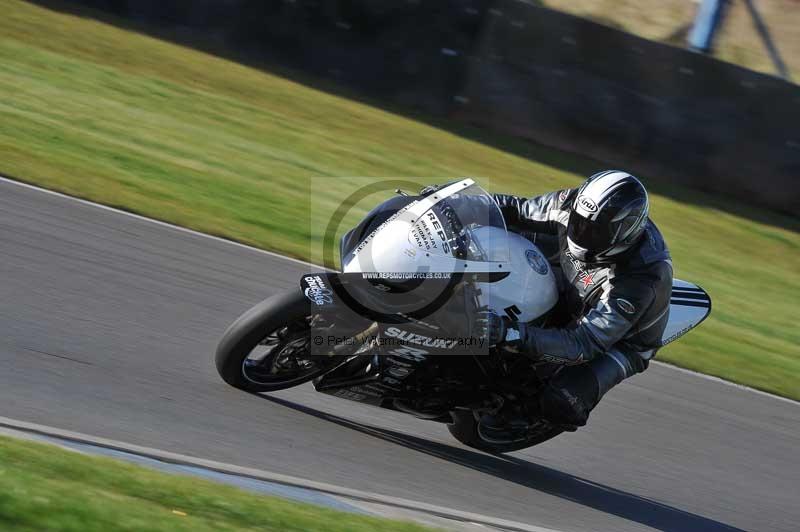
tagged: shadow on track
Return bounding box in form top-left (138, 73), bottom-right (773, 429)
top-left (255, 394), bottom-right (744, 532)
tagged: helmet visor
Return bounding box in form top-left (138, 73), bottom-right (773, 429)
top-left (567, 210), bottom-right (616, 252)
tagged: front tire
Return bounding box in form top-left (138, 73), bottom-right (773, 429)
top-left (215, 291), bottom-right (340, 392)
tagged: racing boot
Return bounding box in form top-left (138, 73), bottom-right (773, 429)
top-left (477, 405), bottom-right (535, 444)
top-left (539, 349), bottom-right (641, 429)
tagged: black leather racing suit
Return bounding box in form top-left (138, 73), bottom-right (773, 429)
top-left (493, 188), bottom-right (673, 425)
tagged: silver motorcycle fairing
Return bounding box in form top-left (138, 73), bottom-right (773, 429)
top-left (340, 178), bottom-right (558, 324)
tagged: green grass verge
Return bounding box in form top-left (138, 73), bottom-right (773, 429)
top-left (0, 435), bottom-right (435, 532)
top-left (1, 0), bottom-right (798, 399)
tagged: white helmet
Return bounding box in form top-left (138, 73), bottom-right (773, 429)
top-left (567, 170), bottom-right (650, 263)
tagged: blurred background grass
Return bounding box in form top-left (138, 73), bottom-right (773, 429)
top-left (0, 0), bottom-right (798, 399)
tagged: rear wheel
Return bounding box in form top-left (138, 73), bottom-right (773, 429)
top-left (447, 410), bottom-right (563, 454)
top-left (215, 291), bottom-right (343, 392)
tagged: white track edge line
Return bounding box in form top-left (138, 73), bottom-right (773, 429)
top-left (1, 175), bottom-right (796, 407)
top-left (651, 361), bottom-right (799, 406)
top-left (0, 416), bottom-right (561, 532)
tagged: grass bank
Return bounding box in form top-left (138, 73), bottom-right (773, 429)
top-left (0, 435), bottom-right (433, 531)
top-left (1, 0), bottom-right (798, 399)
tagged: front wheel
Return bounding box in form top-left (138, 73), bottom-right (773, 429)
top-left (215, 291), bottom-right (342, 392)
top-left (447, 410), bottom-right (563, 454)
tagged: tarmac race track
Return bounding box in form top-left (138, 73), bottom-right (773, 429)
top-left (1, 178), bottom-right (798, 532)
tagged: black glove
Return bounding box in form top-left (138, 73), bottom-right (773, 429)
top-left (471, 309), bottom-right (508, 348)
top-left (501, 322), bottom-right (544, 359)
top-left (499, 323), bottom-right (525, 354)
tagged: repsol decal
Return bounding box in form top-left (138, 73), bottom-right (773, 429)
top-left (303, 275), bottom-right (333, 306)
top-left (425, 211), bottom-right (451, 254)
top-left (410, 211), bottom-right (451, 254)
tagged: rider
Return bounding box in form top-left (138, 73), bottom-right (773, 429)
top-left (478, 170), bottom-right (673, 431)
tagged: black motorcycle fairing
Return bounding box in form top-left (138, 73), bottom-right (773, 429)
top-left (314, 352), bottom-right (491, 416)
top-left (312, 308), bottom-right (544, 420)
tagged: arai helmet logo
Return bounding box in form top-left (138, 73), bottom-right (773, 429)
top-left (303, 275), bottom-right (333, 305)
top-left (577, 195), bottom-right (597, 212)
top-left (525, 249), bottom-right (549, 275)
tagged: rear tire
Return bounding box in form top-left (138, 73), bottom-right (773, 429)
top-left (447, 410), bottom-right (563, 454)
top-left (215, 291), bottom-right (339, 392)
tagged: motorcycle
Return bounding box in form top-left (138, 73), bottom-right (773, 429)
top-left (215, 179), bottom-right (711, 453)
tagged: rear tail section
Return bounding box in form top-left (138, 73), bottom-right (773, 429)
top-left (661, 279), bottom-right (712, 346)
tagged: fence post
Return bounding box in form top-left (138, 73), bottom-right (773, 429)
top-left (688, 0), bottom-right (726, 53)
